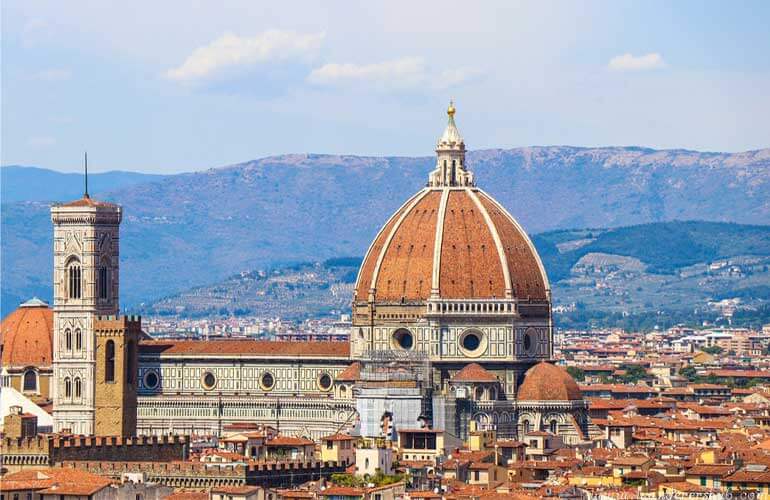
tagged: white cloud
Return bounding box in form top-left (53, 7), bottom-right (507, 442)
top-left (307, 57), bottom-right (479, 91)
top-left (608, 53), bottom-right (666, 71)
top-left (165, 30), bottom-right (325, 82)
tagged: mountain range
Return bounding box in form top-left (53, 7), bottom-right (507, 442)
top-left (2, 146), bottom-right (769, 317)
top-left (140, 222), bottom-right (770, 329)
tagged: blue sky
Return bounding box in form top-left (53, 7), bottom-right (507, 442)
top-left (2, 1), bottom-right (769, 173)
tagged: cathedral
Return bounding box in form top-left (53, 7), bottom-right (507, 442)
top-left (1, 104), bottom-right (589, 444)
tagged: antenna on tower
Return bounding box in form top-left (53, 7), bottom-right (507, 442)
top-left (84, 151), bottom-right (89, 198)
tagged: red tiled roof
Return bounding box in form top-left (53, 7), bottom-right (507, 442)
top-left (0, 468), bottom-right (112, 495)
top-left (518, 362), bottom-right (582, 401)
top-left (336, 361), bottom-right (361, 381)
top-left (452, 363), bottom-right (499, 383)
top-left (166, 491), bottom-right (209, 500)
top-left (686, 464), bottom-right (736, 476)
top-left (59, 195), bottom-right (117, 208)
top-left (211, 486), bottom-right (261, 495)
top-left (267, 435), bottom-right (314, 446)
top-left (139, 339), bottom-right (349, 358)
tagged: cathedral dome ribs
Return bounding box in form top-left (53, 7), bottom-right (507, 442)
top-left (353, 102), bottom-right (550, 311)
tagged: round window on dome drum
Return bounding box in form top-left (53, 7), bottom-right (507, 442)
top-left (458, 329), bottom-right (487, 357)
top-left (462, 332), bottom-right (481, 351)
top-left (523, 330), bottom-right (533, 353)
top-left (260, 371), bottom-right (275, 391)
top-left (144, 370), bottom-right (159, 389)
top-left (318, 373), bottom-right (333, 391)
top-left (202, 371), bottom-right (216, 390)
top-left (392, 329), bottom-right (414, 350)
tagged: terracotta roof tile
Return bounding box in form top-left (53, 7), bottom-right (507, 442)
top-left (139, 339), bottom-right (349, 358)
top-left (374, 190), bottom-right (441, 301)
top-left (355, 188), bottom-right (549, 303)
top-left (452, 363), bottom-right (499, 382)
top-left (518, 362), bottom-right (582, 401)
top-left (267, 435), bottom-right (314, 446)
top-left (1, 303), bottom-right (53, 367)
top-left (336, 361), bottom-right (361, 381)
top-left (59, 195), bottom-right (117, 208)
top-left (439, 190), bottom-right (506, 298)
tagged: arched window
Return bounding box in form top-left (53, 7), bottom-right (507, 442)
top-left (489, 386), bottom-right (497, 401)
top-left (522, 419), bottom-right (531, 434)
top-left (75, 329), bottom-right (82, 351)
top-left (550, 419), bottom-right (558, 434)
top-left (126, 341), bottom-right (135, 384)
top-left (65, 329), bottom-right (72, 350)
top-left (475, 386), bottom-right (484, 401)
top-left (74, 377), bottom-right (82, 398)
top-left (105, 340), bottom-right (115, 382)
top-left (67, 260), bottom-right (82, 299)
top-left (23, 369), bottom-right (37, 392)
top-left (64, 377), bottom-right (72, 398)
top-left (98, 265), bottom-right (109, 299)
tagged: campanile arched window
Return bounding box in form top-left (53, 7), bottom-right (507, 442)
top-left (65, 328), bottom-right (72, 350)
top-left (67, 259), bottom-right (82, 299)
top-left (98, 264), bottom-right (109, 300)
top-left (105, 340), bottom-right (115, 382)
top-left (75, 329), bottom-right (82, 351)
top-left (74, 377), bottom-right (82, 398)
top-left (64, 377), bottom-right (72, 398)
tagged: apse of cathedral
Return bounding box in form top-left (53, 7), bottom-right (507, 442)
top-left (1, 103), bottom-right (589, 444)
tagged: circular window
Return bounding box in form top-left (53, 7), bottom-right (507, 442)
top-left (143, 371), bottom-right (159, 389)
top-left (318, 373), bottom-right (333, 391)
top-left (392, 329), bottom-right (414, 350)
top-left (462, 332), bottom-right (481, 351)
top-left (260, 372), bottom-right (275, 391)
top-left (522, 327), bottom-right (537, 354)
top-left (202, 371), bottom-right (216, 390)
top-left (458, 329), bottom-right (487, 357)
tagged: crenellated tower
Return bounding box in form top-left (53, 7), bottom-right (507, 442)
top-left (51, 178), bottom-right (122, 435)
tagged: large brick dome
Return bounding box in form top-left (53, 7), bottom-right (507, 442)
top-left (354, 103), bottom-right (548, 306)
top-left (1, 298), bottom-right (53, 368)
top-left (354, 186), bottom-right (549, 304)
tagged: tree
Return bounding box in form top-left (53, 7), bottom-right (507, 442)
top-left (619, 364), bottom-right (648, 384)
top-left (702, 346), bottom-right (723, 355)
top-left (679, 366), bottom-right (697, 381)
top-left (566, 366), bottom-right (585, 382)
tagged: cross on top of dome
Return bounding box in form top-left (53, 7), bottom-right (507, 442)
top-left (429, 101), bottom-right (474, 188)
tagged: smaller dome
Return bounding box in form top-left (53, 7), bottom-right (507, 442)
top-left (451, 363), bottom-right (498, 383)
top-left (1, 300), bottom-right (53, 368)
top-left (518, 362), bottom-right (582, 402)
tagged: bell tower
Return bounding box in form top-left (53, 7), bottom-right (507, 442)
top-left (51, 159), bottom-right (122, 435)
